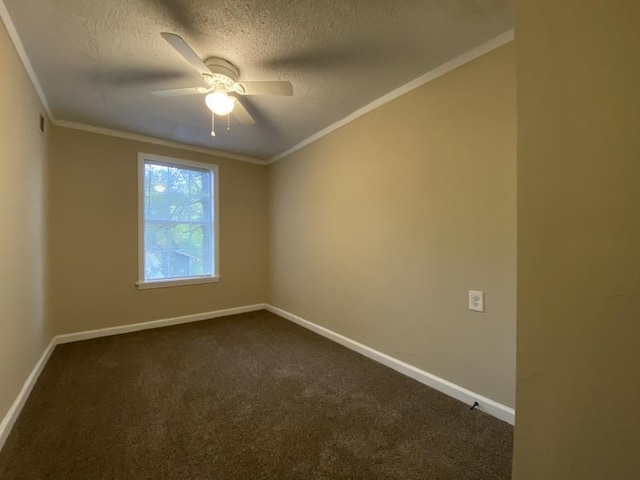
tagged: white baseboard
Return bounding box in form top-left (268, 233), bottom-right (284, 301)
top-left (0, 303), bottom-right (266, 452)
top-left (1, 301), bottom-right (513, 454)
top-left (265, 304), bottom-right (515, 425)
top-left (0, 337), bottom-right (57, 451)
top-left (56, 304), bottom-right (266, 344)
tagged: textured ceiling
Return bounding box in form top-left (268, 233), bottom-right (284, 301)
top-left (5, 0), bottom-right (513, 160)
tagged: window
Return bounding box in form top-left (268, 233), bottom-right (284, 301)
top-left (137, 153), bottom-right (219, 289)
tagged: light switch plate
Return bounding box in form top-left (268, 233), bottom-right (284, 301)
top-left (469, 290), bottom-right (484, 312)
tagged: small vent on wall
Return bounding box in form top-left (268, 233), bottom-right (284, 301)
top-left (39, 114), bottom-right (45, 134)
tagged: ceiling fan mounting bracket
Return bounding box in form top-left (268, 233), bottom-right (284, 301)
top-left (204, 57), bottom-right (240, 87)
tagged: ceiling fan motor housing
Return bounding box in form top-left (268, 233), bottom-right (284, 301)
top-left (204, 57), bottom-right (240, 88)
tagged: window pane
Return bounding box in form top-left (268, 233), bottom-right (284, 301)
top-left (143, 160), bottom-right (214, 281)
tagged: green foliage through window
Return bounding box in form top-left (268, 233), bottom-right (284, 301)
top-left (143, 160), bottom-right (214, 281)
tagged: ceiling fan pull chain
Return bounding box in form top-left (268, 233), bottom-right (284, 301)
top-left (227, 113), bottom-right (230, 133)
top-left (211, 112), bottom-right (216, 137)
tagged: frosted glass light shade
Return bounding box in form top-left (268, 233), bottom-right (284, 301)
top-left (205, 91), bottom-right (235, 115)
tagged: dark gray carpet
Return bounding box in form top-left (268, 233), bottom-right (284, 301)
top-left (0, 310), bottom-right (513, 479)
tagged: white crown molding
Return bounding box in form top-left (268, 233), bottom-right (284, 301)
top-left (267, 28), bottom-right (515, 164)
top-left (0, 0), bottom-right (265, 165)
top-left (0, 0), bottom-right (53, 119)
top-left (52, 120), bottom-right (266, 165)
top-left (2, 0), bottom-right (512, 167)
top-left (266, 304), bottom-right (515, 425)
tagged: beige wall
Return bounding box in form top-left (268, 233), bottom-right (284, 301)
top-left (514, 1), bottom-right (640, 478)
top-left (269, 44), bottom-right (516, 407)
top-left (0, 19), bottom-right (51, 422)
top-left (48, 127), bottom-right (268, 334)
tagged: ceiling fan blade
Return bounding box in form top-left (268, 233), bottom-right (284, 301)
top-left (161, 32), bottom-right (210, 75)
top-left (232, 98), bottom-right (255, 125)
top-left (237, 81), bottom-right (293, 96)
top-left (151, 87), bottom-right (207, 97)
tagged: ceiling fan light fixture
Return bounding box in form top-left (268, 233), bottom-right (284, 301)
top-left (153, 33), bottom-right (292, 130)
top-left (205, 89), bottom-right (235, 115)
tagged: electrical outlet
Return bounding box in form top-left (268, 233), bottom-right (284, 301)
top-left (469, 290), bottom-right (484, 312)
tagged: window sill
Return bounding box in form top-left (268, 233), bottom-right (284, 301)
top-left (136, 276), bottom-right (220, 290)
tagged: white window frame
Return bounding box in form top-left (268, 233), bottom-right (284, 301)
top-left (136, 152), bottom-right (220, 289)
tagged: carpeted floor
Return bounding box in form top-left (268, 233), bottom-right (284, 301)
top-left (0, 310), bottom-right (513, 479)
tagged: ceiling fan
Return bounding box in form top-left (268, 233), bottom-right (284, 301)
top-left (152, 32), bottom-right (294, 136)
